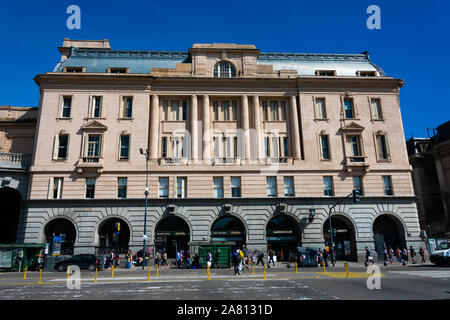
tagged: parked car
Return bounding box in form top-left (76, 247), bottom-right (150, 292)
top-left (54, 254), bottom-right (102, 272)
top-left (430, 242), bottom-right (450, 267)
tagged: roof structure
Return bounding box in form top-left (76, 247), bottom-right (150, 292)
top-left (54, 45), bottom-right (386, 77)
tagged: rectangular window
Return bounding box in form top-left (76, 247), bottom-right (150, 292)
top-left (370, 98), bottom-right (382, 120)
top-left (284, 177), bottom-right (294, 196)
top-left (383, 176), bottom-right (393, 195)
top-left (213, 177), bottom-right (224, 198)
top-left (172, 137), bottom-right (185, 158)
top-left (282, 137), bottom-right (288, 158)
top-left (161, 137), bottom-right (168, 158)
top-left (117, 177), bottom-right (127, 198)
top-left (119, 134), bottom-right (130, 160)
top-left (62, 96), bottom-right (72, 118)
top-left (376, 134), bottom-right (390, 160)
top-left (231, 177), bottom-right (241, 198)
top-left (57, 134), bottom-right (69, 159)
top-left (159, 177), bottom-right (169, 198)
top-left (320, 135), bottom-right (330, 160)
top-left (315, 98), bottom-right (327, 119)
top-left (85, 178), bottom-right (96, 199)
top-left (353, 176), bottom-right (363, 196)
top-left (323, 176), bottom-right (334, 196)
top-left (262, 100), bottom-right (286, 121)
top-left (316, 70), bottom-right (336, 76)
top-left (265, 137), bottom-right (270, 157)
top-left (266, 177), bottom-right (277, 197)
top-left (92, 96), bottom-right (102, 118)
top-left (109, 68), bottom-right (128, 74)
top-left (344, 98), bottom-right (354, 119)
top-left (53, 177), bottom-right (63, 199)
top-left (86, 134), bottom-right (101, 159)
top-left (182, 100), bottom-right (187, 121)
top-left (176, 177), bottom-right (187, 198)
top-left (123, 97), bottom-right (133, 118)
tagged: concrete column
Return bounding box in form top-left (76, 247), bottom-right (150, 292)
top-left (290, 95), bottom-right (301, 160)
top-left (241, 95), bottom-right (250, 160)
top-left (191, 95), bottom-right (198, 161)
top-left (253, 95), bottom-right (264, 160)
top-left (202, 95), bottom-right (211, 162)
top-left (149, 94), bottom-right (159, 160)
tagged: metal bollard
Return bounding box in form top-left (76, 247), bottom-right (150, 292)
top-left (207, 265), bottom-right (211, 280)
top-left (23, 266), bottom-right (27, 279)
top-left (38, 268), bottom-right (42, 285)
top-left (94, 268), bottom-right (98, 283)
top-left (147, 265), bottom-right (151, 282)
top-left (111, 265), bottom-right (114, 278)
top-left (251, 260), bottom-right (255, 274)
top-left (345, 262), bottom-right (349, 278)
top-left (156, 264), bottom-right (159, 277)
top-left (295, 262), bottom-right (298, 274)
top-left (322, 263), bottom-right (326, 273)
top-left (67, 266), bottom-right (70, 279)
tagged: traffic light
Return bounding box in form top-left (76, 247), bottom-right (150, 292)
top-left (352, 189), bottom-right (361, 203)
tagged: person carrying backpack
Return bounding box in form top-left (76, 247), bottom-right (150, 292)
top-left (232, 249), bottom-right (241, 275)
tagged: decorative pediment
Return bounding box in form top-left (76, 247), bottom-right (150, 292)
top-left (81, 120), bottom-right (108, 131)
top-left (341, 122), bottom-right (364, 132)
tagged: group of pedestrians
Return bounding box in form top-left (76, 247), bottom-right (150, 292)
top-left (174, 250), bottom-right (200, 269)
top-left (381, 246), bottom-right (427, 265)
top-left (317, 247), bottom-right (335, 267)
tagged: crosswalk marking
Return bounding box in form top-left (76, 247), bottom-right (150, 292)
top-left (389, 271), bottom-right (450, 279)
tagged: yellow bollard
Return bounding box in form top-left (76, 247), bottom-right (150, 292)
top-left (295, 262), bottom-right (298, 274)
top-left (251, 260), bottom-right (254, 274)
top-left (23, 266), bottom-right (27, 279)
top-left (207, 265), bottom-right (211, 280)
top-left (94, 268), bottom-right (98, 283)
top-left (147, 265), bottom-right (151, 282)
top-left (38, 268), bottom-right (42, 285)
top-left (263, 265), bottom-right (266, 279)
top-left (156, 264), bottom-right (159, 277)
top-left (67, 266), bottom-right (70, 279)
top-left (111, 265), bottom-right (114, 278)
top-left (322, 262), bottom-right (326, 273)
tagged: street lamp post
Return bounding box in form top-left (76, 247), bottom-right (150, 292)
top-left (140, 148), bottom-right (149, 270)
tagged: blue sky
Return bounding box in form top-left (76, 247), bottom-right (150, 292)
top-left (0, 0), bottom-right (448, 138)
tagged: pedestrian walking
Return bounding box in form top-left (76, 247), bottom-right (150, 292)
top-left (364, 246), bottom-right (373, 266)
top-left (409, 246), bottom-right (416, 264)
top-left (402, 248), bottom-right (408, 265)
top-left (185, 251), bottom-right (192, 269)
top-left (256, 250), bottom-right (264, 266)
top-left (231, 249), bottom-right (241, 276)
top-left (383, 247), bottom-right (388, 266)
top-left (323, 247), bottom-right (329, 267)
top-left (419, 247), bottom-right (426, 263)
top-left (206, 251), bottom-right (212, 269)
top-left (267, 249), bottom-right (275, 268)
top-left (388, 247), bottom-right (394, 264)
top-left (162, 252), bottom-right (168, 267)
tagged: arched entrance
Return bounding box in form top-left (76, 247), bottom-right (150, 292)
top-left (211, 216), bottom-right (246, 249)
top-left (44, 218), bottom-right (76, 255)
top-left (98, 218), bottom-right (130, 254)
top-left (373, 214), bottom-right (406, 255)
top-left (323, 215), bottom-right (357, 262)
top-left (0, 187), bottom-right (21, 244)
top-left (154, 216), bottom-right (190, 258)
top-left (266, 215), bottom-right (301, 262)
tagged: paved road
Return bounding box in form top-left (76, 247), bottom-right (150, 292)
top-left (0, 263), bottom-right (449, 300)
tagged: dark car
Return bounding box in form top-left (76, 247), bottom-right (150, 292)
top-left (54, 254), bottom-right (102, 272)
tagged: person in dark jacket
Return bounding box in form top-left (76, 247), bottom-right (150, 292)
top-left (232, 249), bottom-right (241, 275)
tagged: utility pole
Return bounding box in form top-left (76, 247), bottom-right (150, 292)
top-left (140, 148), bottom-right (150, 270)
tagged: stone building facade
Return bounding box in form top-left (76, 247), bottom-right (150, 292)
top-left (21, 39), bottom-right (423, 262)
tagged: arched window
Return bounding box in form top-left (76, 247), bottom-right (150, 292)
top-left (213, 61), bottom-right (236, 78)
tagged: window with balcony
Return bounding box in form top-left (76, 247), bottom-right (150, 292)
top-left (261, 100), bottom-right (286, 121)
top-left (213, 177), bottom-right (224, 198)
top-left (323, 176), bottom-right (334, 196)
top-left (159, 177), bottom-right (169, 198)
top-left (119, 134), bottom-right (130, 160)
top-left (231, 177), bottom-right (241, 198)
top-left (346, 135), bottom-right (364, 162)
top-left (213, 61), bottom-right (236, 78)
top-left (162, 99), bottom-right (187, 121)
top-left (284, 177), bottom-right (294, 197)
top-left (84, 134), bottom-right (102, 162)
top-left (85, 178), bottom-right (96, 199)
top-left (61, 96), bottom-right (72, 118)
top-left (344, 98), bottom-right (355, 119)
top-left (117, 177), bottom-right (127, 198)
top-left (52, 177), bottom-right (63, 199)
top-left (266, 177), bottom-right (277, 197)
